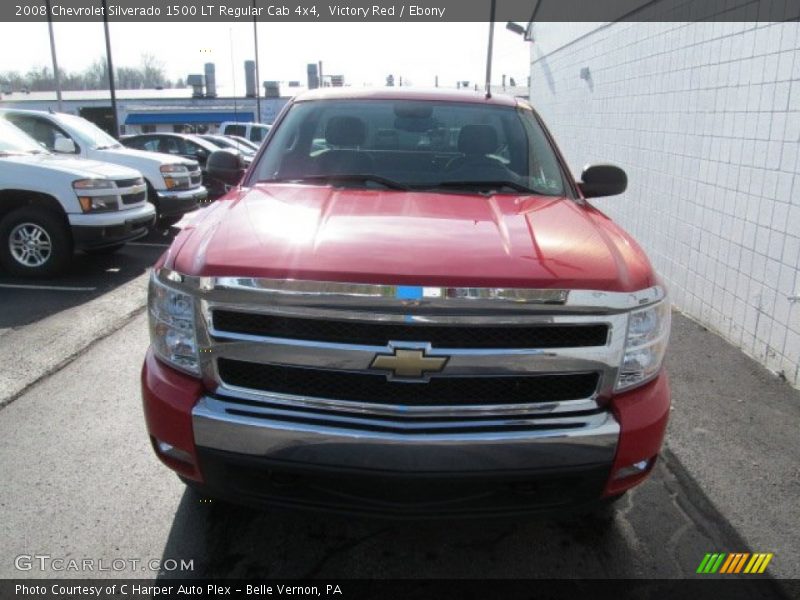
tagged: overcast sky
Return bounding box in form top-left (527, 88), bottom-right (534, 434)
top-left (0, 21), bottom-right (531, 91)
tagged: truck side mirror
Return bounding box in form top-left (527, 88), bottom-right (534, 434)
top-left (53, 136), bottom-right (76, 154)
top-left (578, 164), bottom-right (627, 198)
top-left (206, 149), bottom-right (246, 187)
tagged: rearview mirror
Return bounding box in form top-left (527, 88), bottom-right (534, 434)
top-left (394, 102), bottom-right (433, 118)
top-left (578, 164), bottom-right (627, 198)
top-left (206, 149), bottom-right (246, 187)
top-left (53, 136), bottom-right (76, 154)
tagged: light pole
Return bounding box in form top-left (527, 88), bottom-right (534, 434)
top-left (252, 0), bottom-right (261, 123)
top-left (100, 0), bottom-right (119, 137)
top-left (484, 0), bottom-right (496, 98)
top-left (44, 0), bottom-right (63, 111)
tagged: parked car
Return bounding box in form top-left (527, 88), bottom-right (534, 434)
top-left (143, 88), bottom-right (671, 517)
top-left (219, 121), bottom-right (271, 145)
top-left (0, 109), bottom-right (207, 223)
top-left (224, 135), bottom-right (260, 153)
top-left (121, 132), bottom-right (245, 199)
top-left (198, 134), bottom-right (257, 158)
top-left (0, 120), bottom-right (155, 276)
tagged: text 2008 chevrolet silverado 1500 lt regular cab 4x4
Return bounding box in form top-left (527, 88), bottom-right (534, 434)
top-left (142, 88), bottom-right (671, 517)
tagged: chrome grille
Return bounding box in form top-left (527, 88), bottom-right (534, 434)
top-left (114, 177), bottom-right (143, 188)
top-left (217, 358), bottom-right (601, 406)
top-left (121, 191), bottom-right (146, 205)
top-left (150, 272), bottom-right (664, 421)
top-left (211, 310), bottom-right (609, 349)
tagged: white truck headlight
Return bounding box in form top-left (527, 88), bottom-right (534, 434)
top-left (616, 298), bottom-right (671, 391)
top-left (73, 178), bottom-right (119, 212)
top-left (160, 164), bottom-right (191, 190)
top-left (148, 271), bottom-right (200, 375)
top-left (73, 178), bottom-right (114, 190)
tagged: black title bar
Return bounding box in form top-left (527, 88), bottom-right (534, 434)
top-left (4, 579), bottom-right (800, 600)
top-left (4, 0), bottom-right (800, 22)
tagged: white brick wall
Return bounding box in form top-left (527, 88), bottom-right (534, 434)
top-left (530, 21), bottom-right (800, 388)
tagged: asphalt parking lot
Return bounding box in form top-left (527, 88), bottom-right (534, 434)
top-left (0, 235), bottom-right (798, 592)
top-left (0, 226), bottom-right (174, 331)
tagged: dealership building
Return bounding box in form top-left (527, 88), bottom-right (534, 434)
top-left (0, 87), bottom-right (289, 135)
top-left (530, 18), bottom-right (800, 388)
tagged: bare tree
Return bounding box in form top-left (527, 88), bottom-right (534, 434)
top-left (0, 54), bottom-right (171, 92)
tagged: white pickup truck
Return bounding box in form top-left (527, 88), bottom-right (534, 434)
top-left (219, 121), bottom-right (271, 145)
top-left (0, 109), bottom-right (207, 222)
top-left (0, 119), bottom-right (155, 276)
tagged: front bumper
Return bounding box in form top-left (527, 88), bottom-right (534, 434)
top-left (155, 186), bottom-right (208, 218)
top-left (69, 203), bottom-right (156, 249)
top-left (191, 396), bottom-right (620, 472)
top-left (141, 349), bottom-right (670, 516)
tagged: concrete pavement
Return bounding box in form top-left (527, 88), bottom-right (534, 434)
top-left (0, 273), bottom-right (148, 408)
top-left (0, 227), bottom-right (172, 408)
top-left (666, 315), bottom-right (800, 578)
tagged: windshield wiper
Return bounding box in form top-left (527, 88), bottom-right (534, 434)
top-left (264, 174), bottom-right (410, 191)
top-left (427, 180), bottom-right (543, 195)
top-left (95, 144), bottom-right (120, 150)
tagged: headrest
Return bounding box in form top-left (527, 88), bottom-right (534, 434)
top-left (325, 116), bottom-right (367, 147)
top-left (457, 124), bottom-right (498, 155)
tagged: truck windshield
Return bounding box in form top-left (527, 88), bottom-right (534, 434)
top-left (253, 99), bottom-right (566, 196)
top-left (0, 120), bottom-right (48, 154)
top-left (59, 114), bottom-right (121, 149)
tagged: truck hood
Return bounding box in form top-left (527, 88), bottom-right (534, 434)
top-left (92, 146), bottom-right (196, 170)
top-left (1, 153), bottom-right (141, 179)
top-left (170, 183), bottom-right (655, 291)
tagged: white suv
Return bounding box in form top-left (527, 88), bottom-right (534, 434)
top-left (0, 120), bottom-right (155, 276)
top-left (0, 109), bottom-right (207, 222)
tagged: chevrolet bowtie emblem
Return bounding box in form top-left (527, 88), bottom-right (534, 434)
top-left (369, 348), bottom-right (448, 380)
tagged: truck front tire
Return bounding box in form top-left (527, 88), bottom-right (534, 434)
top-left (0, 206), bottom-right (72, 277)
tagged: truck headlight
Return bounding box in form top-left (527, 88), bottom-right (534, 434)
top-left (73, 179), bottom-right (119, 212)
top-left (148, 271), bottom-right (200, 375)
top-left (160, 164), bottom-right (190, 190)
top-left (616, 298), bottom-right (671, 391)
top-left (73, 178), bottom-right (114, 190)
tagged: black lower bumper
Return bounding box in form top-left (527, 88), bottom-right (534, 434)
top-left (193, 447), bottom-right (611, 519)
top-left (71, 214), bottom-right (155, 249)
top-left (156, 189), bottom-right (208, 219)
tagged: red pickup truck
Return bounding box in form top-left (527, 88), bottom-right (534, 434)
top-left (142, 88), bottom-right (671, 517)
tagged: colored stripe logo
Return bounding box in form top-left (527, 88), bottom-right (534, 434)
top-left (697, 553), bottom-right (773, 574)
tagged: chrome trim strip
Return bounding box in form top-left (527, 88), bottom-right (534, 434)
top-left (215, 278), bottom-right (570, 304)
top-left (213, 383), bottom-right (602, 418)
top-left (192, 396), bottom-right (620, 471)
top-left (156, 268), bottom-right (665, 315)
